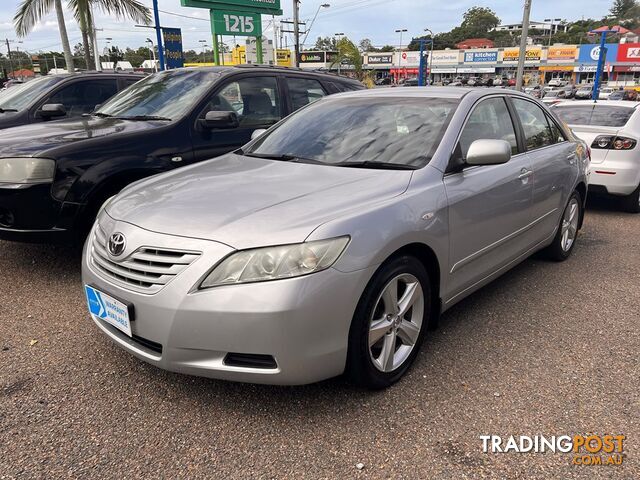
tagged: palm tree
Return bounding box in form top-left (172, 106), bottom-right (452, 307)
top-left (14, 0), bottom-right (75, 73)
top-left (68, 0), bottom-right (152, 71)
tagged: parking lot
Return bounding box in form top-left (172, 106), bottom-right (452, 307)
top-left (0, 197), bottom-right (636, 479)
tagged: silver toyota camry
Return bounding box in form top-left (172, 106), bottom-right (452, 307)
top-left (82, 88), bottom-right (589, 389)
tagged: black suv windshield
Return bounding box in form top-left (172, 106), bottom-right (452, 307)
top-left (96, 69), bottom-right (221, 120)
top-left (0, 76), bottom-right (64, 111)
top-left (247, 97), bottom-right (459, 169)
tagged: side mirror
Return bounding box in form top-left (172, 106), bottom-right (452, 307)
top-left (199, 110), bottom-right (239, 130)
top-left (251, 128), bottom-right (267, 141)
top-left (466, 139), bottom-right (512, 166)
top-left (39, 103), bottom-right (66, 118)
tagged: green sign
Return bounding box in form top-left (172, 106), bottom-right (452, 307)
top-left (181, 0), bottom-right (281, 15)
top-left (211, 9), bottom-right (262, 36)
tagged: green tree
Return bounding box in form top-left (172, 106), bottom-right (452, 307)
top-left (331, 37), bottom-right (365, 80)
top-left (610, 0), bottom-right (638, 17)
top-left (461, 7), bottom-right (500, 35)
top-left (14, 0), bottom-right (75, 73)
top-left (314, 36), bottom-right (337, 51)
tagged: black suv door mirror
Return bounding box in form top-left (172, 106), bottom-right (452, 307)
top-left (39, 103), bottom-right (67, 119)
top-left (199, 111), bottom-right (239, 130)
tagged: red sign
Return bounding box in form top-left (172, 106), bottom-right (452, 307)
top-left (402, 52), bottom-right (407, 59)
top-left (617, 43), bottom-right (640, 62)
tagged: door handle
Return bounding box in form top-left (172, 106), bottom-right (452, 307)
top-left (518, 168), bottom-right (533, 180)
top-left (566, 153), bottom-right (577, 164)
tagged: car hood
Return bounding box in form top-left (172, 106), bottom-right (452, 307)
top-left (0, 116), bottom-right (163, 157)
top-left (107, 153), bottom-right (413, 249)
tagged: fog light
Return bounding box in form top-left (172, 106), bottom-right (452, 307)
top-left (0, 207), bottom-right (14, 227)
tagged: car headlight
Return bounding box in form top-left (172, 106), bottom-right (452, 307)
top-left (0, 157), bottom-right (55, 184)
top-left (200, 236), bottom-right (350, 289)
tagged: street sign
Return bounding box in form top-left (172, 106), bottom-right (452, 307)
top-left (162, 28), bottom-right (184, 69)
top-left (181, 0), bottom-right (282, 15)
top-left (211, 9), bottom-right (262, 36)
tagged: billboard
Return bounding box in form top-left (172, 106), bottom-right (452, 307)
top-left (181, 0), bottom-right (282, 15)
top-left (617, 43), bottom-right (640, 62)
top-left (431, 50), bottom-right (460, 64)
top-left (366, 54), bottom-right (393, 65)
top-left (299, 51), bottom-right (325, 63)
top-left (211, 10), bottom-right (262, 36)
top-left (162, 28), bottom-right (184, 69)
top-left (577, 44), bottom-right (618, 63)
top-left (463, 50), bottom-right (498, 63)
top-left (546, 46), bottom-right (577, 62)
top-left (502, 47), bottom-right (542, 63)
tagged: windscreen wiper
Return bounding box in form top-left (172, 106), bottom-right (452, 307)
top-left (115, 115), bottom-right (172, 121)
top-left (92, 112), bottom-right (112, 118)
top-left (0, 108), bottom-right (18, 113)
top-left (243, 152), bottom-right (327, 165)
top-left (335, 161), bottom-right (418, 170)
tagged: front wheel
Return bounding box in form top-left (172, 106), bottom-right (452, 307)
top-left (620, 184), bottom-right (640, 214)
top-left (346, 255), bottom-right (430, 389)
top-left (544, 191), bottom-right (582, 261)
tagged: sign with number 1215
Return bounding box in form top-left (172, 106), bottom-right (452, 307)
top-left (211, 9), bottom-right (262, 36)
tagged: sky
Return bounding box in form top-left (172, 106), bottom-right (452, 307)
top-left (0, 0), bottom-right (613, 54)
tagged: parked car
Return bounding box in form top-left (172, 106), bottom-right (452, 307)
top-left (553, 100), bottom-right (640, 212)
top-left (507, 78), bottom-right (516, 87)
top-left (0, 72), bottom-right (144, 130)
top-left (375, 77), bottom-right (392, 86)
top-left (541, 89), bottom-right (563, 106)
top-left (548, 78), bottom-right (567, 87)
top-left (401, 78), bottom-right (419, 87)
top-left (82, 87), bottom-right (588, 389)
top-left (599, 87), bottom-right (615, 100)
top-left (607, 89), bottom-right (638, 101)
top-left (0, 66), bottom-right (364, 242)
top-left (575, 85), bottom-right (594, 100)
top-left (558, 86), bottom-right (577, 99)
top-left (493, 77), bottom-right (504, 86)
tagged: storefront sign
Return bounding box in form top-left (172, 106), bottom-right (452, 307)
top-left (539, 65), bottom-right (574, 71)
top-left (577, 44), bottom-right (618, 63)
top-left (397, 51), bottom-right (423, 67)
top-left (546, 46), bottom-right (577, 62)
top-left (161, 28), bottom-right (184, 69)
top-left (276, 49), bottom-right (291, 67)
top-left (463, 51), bottom-right (498, 63)
top-left (502, 48), bottom-right (542, 63)
top-left (574, 64), bottom-right (612, 73)
top-left (299, 51), bottom-right (325, 63)
top-left (366, 54), bottom-right (393, 65)
top-left (181, 0), bottom-right (282, 15)
top-left (617, 43), bottom-right (640, 62)
top-left (457, 66), bottom-right (495, 73)
top-left (431, 50), bottom-right (460, 64)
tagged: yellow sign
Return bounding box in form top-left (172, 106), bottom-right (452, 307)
top-left (232, 46), bottom-right (247, 65)
top-left (538, 65), bottom-right (574, 71)
top-left (547, 46), bottom-right (577, 61)
top-left (276, 49), bottom-right (292, 67)
top-left (503, 48), bottom-right (542, 62)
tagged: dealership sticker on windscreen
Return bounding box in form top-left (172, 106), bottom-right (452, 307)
top-left (85, 285), bottom-right (132, 337)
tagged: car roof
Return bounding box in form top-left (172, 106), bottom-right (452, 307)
top-left (180, 65), bottom-right (362, 84)
top-left (47, 71), bottom-right (145, 79)
top-left (328, 86), bottom-right (535, 101)
top-left (553, 100), bottom-right (640, 108)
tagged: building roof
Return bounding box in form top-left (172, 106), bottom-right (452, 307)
top-left (455, 38), bottom-right (495, 49)
top-left (591, 25), bottom-right (631, 34)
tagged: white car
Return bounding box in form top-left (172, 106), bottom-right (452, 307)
top-left (553, 100), bottom-right (640, 212)
top-left (599, 87), bottom-right (615, 100)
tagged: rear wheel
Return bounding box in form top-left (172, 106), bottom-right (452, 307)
top-left (544, 191), bottom-right (582, 261)
top-left (346, 255), bottom-right (430, 389)
top-left (620, 184), bottom-right (640, 214)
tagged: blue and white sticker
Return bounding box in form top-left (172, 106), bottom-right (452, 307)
top-left (85, 285), bottom-right (132, 337)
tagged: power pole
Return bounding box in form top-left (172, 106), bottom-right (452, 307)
top-left (515, 0), bottom-right (532, 91)
top-left (293, 0), bottom-right (300, 67)
top-left (5, 39), bottom-right (14, 78)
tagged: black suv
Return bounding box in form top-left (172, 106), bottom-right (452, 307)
top-left (0, 72), bottom-right (144, 129)
top-left (0, 66), bottom-right (364, 242)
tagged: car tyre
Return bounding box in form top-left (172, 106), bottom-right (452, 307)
top-left (544, 191), bottom-right (582, 261)
top-left (620, 184), bottom-right (640, 214)
top-left (346, 255), bottom-right (430, 389)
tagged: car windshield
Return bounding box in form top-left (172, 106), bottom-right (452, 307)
top-left (546, 91), bottom-right (559, 97)
top-left (0, 76), bottom-right (63, 111)
top-left (246, 97), bottom-right (459, 168)
top-left (553, 105), bottom-right (635, 127)
top-left (95, 69), bottom-right (221, 120)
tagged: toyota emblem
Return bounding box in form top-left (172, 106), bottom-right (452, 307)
top-left (108, 232), bottom-right (126, 257)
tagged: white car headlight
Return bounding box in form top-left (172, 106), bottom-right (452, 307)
top-left (200, 236), bottom-right (350, 289)
top-left (0, 157), bottom-right (55, 184)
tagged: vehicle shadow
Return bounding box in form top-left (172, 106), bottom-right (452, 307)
top-left (0, 240), bottom-right (83, 277)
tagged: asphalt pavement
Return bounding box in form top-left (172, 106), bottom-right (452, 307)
top-left (0, 197), bottom-right (638, 479)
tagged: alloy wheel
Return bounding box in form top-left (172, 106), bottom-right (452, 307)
top-left (561, 198), bottom-right (580, 252)
top-left (368, 274), bottom-right (424, 373)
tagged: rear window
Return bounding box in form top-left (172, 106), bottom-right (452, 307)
top-left (552, 105), bottom-right (635, 127)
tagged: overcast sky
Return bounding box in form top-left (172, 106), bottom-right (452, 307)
top-left (0, 0), bottom-right (612, 54)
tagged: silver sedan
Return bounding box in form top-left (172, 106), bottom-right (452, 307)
top-left (81, 88), bottom-right (589, 389)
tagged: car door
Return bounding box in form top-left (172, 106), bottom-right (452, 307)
top-left (190, 75), bottom-right (284, 162)
top-left (444, 96), bottom-right (535, 300)
top-left (33, 78), bottom-right (118, 120)
top-left (510, 97), bottom-right (576, 242)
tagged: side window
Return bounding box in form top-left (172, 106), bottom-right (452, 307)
top-left (546, 114), bottom-right (566, 144)
top-left (287, 77), bottom-right (326, 111)
top-left (202, 76), bottom-right (281, 128)
top-left (45, 80), bottom-right (118, 116)
top-left (512, 98), bottom-right (554, 150)
top-left (458, 97), bottom-right (518, 159)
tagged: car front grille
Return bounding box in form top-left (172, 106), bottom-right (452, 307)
top-left (90, 225), bottom-right (201, 294)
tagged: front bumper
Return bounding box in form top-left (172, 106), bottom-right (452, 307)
top-left (588, 154), bottom-right (640, 196)
top-left (81, 217), bottom-right (375, 385)
top-left (0, 183), bottom-right (79, 242)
